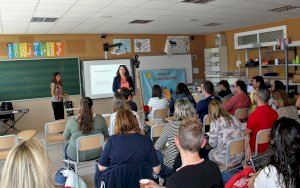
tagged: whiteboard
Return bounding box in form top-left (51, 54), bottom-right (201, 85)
top-left (82, 59), bottom-right (131, 99)
top-left (138, 54), bottom-right (193, 84)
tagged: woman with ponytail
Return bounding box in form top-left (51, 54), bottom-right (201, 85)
top-left (63, 97), bottom-right (109, 161)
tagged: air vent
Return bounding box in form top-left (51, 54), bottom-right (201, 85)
top-left (182, 0), bottom-right (215, 4)
top-left (269, 5), bottom-right (300, 12)
top-left (202, 23), bottom-right (222, 26)
top-left (129, 20), bottom-right (153, 24)
top-left (31, 17), bottom-right (58, 23)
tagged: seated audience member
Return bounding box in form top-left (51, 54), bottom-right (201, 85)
top-left (271, 90), bottom-right (299, 122)
top-left (269, 80), bottom-right (286, 110)
top-left (109, 92), bottom-right (142, 135)
top-left (244, 89), bottom-right (278, 153)
top-left (208, 100), bottom-right (244, 166)
top-left (120, 87), bottom-right (137, 112)
top-left (224, 80), bottom-right (251, 115)
top-left (218, 80), bottom-right (232, 98)
top-left (1, 139), bottom-right (55, 188)
top-left (196, 80), bottom-right (221, 122)
top-left (95, 109), bottom-right (160, 187)
top-left (145, 119), bottom-right (224, 188)
top-left (249, 117), bottom-right (300, 188)
top-left (147, 84), bottom-right (169, 120)
top-left (169, 83), bottom-right (196, 115)
top-left (155, 99), bottom-right (198, 171)
top-left (249, 76), bottom-right (266, 112)
top-left (270, 80), bottom-right (285, 93)
top-left (63, 97), bottom-right (109, 161)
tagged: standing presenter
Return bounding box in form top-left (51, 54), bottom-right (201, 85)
top-left (112, 65), bottom-right (135, 93)
top-left (50, 72), bottom-right (68, 120)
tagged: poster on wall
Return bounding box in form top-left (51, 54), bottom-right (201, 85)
top-left (139, 69), bottom-right (186, 105)
top-left (7, 42), bottom-right (64, 59)
top-left (134, 39), bottom-right (151, 52)
top-left (111, 39), bottom-right (131, 55)
top-left (166, 36), bottom-right (190, 54)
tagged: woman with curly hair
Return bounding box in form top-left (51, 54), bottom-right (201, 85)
top-left (251, 117), bottom-right (300, 188)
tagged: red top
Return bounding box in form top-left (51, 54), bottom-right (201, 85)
top-left (120, 77), bottom-right (130, 89)
top-left (246, 105), bottom-right (278, 153)
top-left (224, 92), bottom-right (251, 115)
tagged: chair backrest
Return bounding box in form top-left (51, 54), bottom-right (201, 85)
top-left (254, 128), bottom-right (271, 155)
top-left (0, 134), bottom-right (18, 150)
top-left (228, 137), bottom-right (246, 157)
top-left (150, 124), bottom-right (164, 141)
top-left (154, 108), bottom-right (169, 119)
top-left (256, 129), bottom-right (271, 145)
top-left (235, 108), bottom-right (249, 121)
top-left (137, 111), bottom-right (145, 126)
top-left (76, 133), bottom-right (104, 162)
top-left (223, 137), bottom-right (246, 170)
top-left (45, 119), bottom-right (67, 134)
top-left (203, 114), bottom-right (210, 125)
top-left (102, 113), bottom-right (111, 128)
top-left (0, 134), bottom-right (18, 160)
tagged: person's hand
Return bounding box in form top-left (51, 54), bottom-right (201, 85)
top-left (247, 171), bottom-right (259, 188)
top-left (117, 89), bottom-right (121, 92)
top-left (143, 180), bottom-right (162, 188)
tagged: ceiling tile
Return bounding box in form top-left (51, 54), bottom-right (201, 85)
top-left (68, 4), bottom-right (105, 12)
top-left (76, 0), bottom-right (114, 6)
top-left (98, 6), bottom-right (134, 14)
top-left (39, 0), bottom-right (77, 4)
top-left (34, 11), bottom-right (66, 17)
top-left (139, 1), bottom-right (177, 9)
top-left (35, 3), bottom-right (72, 12)
top-left (0, 2), bottom-right (36, 11)
top-left (109, 0), bottom-right (148, 8)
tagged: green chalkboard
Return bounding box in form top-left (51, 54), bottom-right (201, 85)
top-left (0, 58), bottom-right (80, 101)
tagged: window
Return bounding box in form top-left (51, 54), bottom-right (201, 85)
top-left (234, 25), bottom-right (287, 49)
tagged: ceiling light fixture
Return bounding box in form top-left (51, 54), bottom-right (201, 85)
top-left (269, 5), bottom-right (300, 12)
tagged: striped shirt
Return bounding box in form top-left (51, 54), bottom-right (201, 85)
top-left (154, 121), bottom-right (181, 168)
top-left (147, 97), bottom-right (169, 120)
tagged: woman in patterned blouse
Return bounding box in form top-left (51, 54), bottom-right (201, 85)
top-left (208, 100), bottom-right (244, 166)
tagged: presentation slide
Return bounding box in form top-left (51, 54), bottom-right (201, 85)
top-left (83, 59), bottom-right (131, 99)
top-left (90, 64), bottom-right (119, 95)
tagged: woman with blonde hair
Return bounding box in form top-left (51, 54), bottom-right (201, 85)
top-left (95, 109), bottom-right (160, 187)
top-left (109, 92), bottom-right (142, 135)
top-left (271, 90), bottom-right (299, 122)
top-left (1, 139), bottom-right (55, 188)
top-left (155, 98), bottom-right (198, 173)
top-left (208, 100), bottom-right (244, 166)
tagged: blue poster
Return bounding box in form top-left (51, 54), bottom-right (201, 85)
top-left (140, 69), bottom-right (186, 105)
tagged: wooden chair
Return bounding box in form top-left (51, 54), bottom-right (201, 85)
top-left (0, 134), bottom-right (18, 163)
top-left (63, 133), bottom-right (104, 175)
top-left (17, 130), bottom-right (36, 141)
top-left (151, 124), bottom-right (164, 141)
top-left (102, 114), bottom-right (111, 128)
top-left (220, 137), bottom-right (246, 172)
top-left (41, 119), bottom-right (67, 151)
top-left (203, 115), bottom-right (210, 125)
top-left (153, 108), bottom-right (169, 120)
top-left (253, 129), bottom-right (271, 157)
top-left (137, 111), bottom-right (145, 126)
top-left (235, 108), bottom-right (249, 122)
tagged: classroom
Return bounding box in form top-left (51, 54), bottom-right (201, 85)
top-left (0, 0), bottom-right (300, 188)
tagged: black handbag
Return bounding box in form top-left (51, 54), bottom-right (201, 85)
top-left (63, 99), bottom-right (74, 117)
top-left (0, 102), bottom-right (14, 122)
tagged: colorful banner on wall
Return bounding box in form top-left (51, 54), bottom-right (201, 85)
top-left (7, 42), bottom-right (64, 59)
top-left (139, 69), bottom-right (186, 105)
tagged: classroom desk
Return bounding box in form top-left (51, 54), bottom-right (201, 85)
top-left (145, 120), bottom-right (165, 127)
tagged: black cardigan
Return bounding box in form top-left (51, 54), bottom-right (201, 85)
top-left (112, 76), bottom-right (135, 93)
